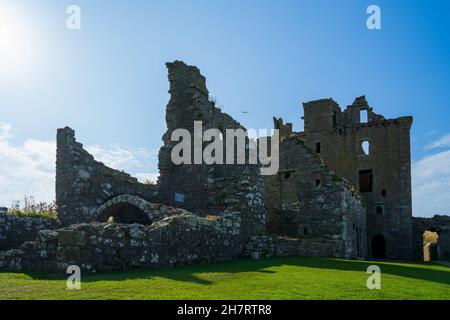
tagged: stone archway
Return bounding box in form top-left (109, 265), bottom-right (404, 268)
top-left (423, 229), bottom-right (439, 262)
top-left (98, 202), bottom-right (151, 225)
top-left (371, 234), bottom-right (386, 259)
top-left (97, 195), bottom-right (154, 225)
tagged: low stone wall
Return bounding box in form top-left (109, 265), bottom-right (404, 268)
top-left (0, 213), bottom-right (242, 273)
top-left (243, 235), bottom-right (342, 260)
top-left (0, 213), bottom-right (61, 251)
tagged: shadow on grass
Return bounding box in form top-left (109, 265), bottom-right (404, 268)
top-left (2, 256), bottom-right (450, 287)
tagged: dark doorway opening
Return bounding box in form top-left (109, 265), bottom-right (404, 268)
top-left (97, 203), bottom-right (152, 225)
top-left (359, 169), bottom-right (373, 193)
top-left (371, 234), bottom-right (386, 259)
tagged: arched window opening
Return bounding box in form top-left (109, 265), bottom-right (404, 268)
top-left (375, 206), bottom-right (384, 215)
top-left (361, 140), bottom-right (370, 155)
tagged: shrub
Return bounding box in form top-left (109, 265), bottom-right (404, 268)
top-left (8, 196), bottom-right (58, 220)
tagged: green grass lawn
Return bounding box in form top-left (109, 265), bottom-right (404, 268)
top-left (0, 257), bottom-right (449, 300)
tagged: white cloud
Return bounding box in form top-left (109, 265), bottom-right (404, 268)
top-left (0, 123), bottom-right (55, 207)
top-left (412, 150), bottom-right (450, 217)
top-left (0, 122), bottom-right (158, 207)
top-left (425, 133), bottom-right (450, 150)
top-left (85, 145), bottom-right (159, 183)
top-left (86, 144), bottom-right (156, 173)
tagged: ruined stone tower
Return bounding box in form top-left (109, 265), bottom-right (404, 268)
top-left (158, 61), bottom-right (266, 240)
top-left (295, 96), bottom-right (413, 260)
top-left (265, 128), bottom-right (368, 259)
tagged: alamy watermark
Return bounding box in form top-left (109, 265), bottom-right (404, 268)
top-left (66, 5), bottom-right (81, 30)
top-left (366, 5), bottom-right (381, 30)
top-left (66, 265), bottom-right (81, 290)
top-left (366, 265), bottom-right (381, 289)
top-left (170, 121), bottom-right (279, 175)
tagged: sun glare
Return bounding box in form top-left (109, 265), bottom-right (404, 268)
top-left (0, 4), bottom-right (36, 76)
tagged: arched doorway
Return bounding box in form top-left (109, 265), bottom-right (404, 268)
top-left (97, 202), bottom-right (152, 225)
top-left (423, 230), bottom-right (439, 262)
top-left (371, 234), bottom-right (386, 259)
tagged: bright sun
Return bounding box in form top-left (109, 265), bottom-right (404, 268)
top-left (0, 4), bottom-right (36, 76)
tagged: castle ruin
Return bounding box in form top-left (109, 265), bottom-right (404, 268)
top-left (268, 96), bottom-right (413, 260)
top-left (1, 61), bottom-right (449, 273)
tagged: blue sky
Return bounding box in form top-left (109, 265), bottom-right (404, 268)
top-left (1, 0), bottom-right (450, 217)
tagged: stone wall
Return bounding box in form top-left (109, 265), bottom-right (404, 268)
top-left (0, 213), bottom-right (61, 251)
top-left (293, 96), bottom-right (413, 260)
top-left (0, 211), bottom-right (242, 273)
top-left (265, 131), bottom-right (367, 259)
top-left (412, 215), bottom-right (450, 261)
top-left (157, 61), bottom-right (265, 240)
top-left (56, 127), bottom-right (158, 226)
top-left (243, 235), bottom-right (342, 260)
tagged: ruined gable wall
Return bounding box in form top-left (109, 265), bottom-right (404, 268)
top-left (300, 97), bottom-right (413, 260)
top-left (265, 136), bottom-right (367, 259)
top-left (56, 127), bottom-right (157, 226)
top-left (158, 61), bottom-right (265, 239)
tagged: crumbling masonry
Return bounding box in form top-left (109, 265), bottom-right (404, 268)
top-left (1, 61), bottom-right (449, 273)
top-left (268, 97), bottom-right (414, 260)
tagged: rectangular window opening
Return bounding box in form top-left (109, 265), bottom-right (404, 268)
top-left (360, 109), bottom-right (368, 123)
top-left (359, 169), bottom-right (373, 193)
top-left (313, 172), bottom-right (322, 188)
top-left (315, 142), bottom-right (321, 153)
